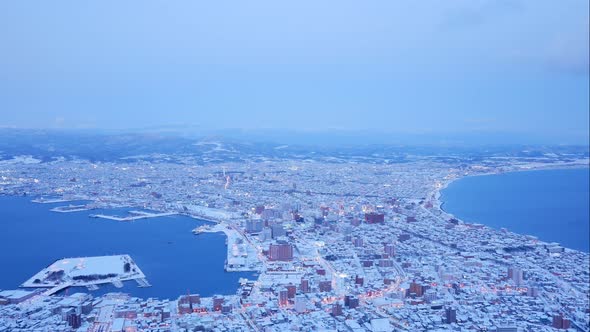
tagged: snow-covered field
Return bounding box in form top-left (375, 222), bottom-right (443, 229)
top-left (0, 155), bottom-right (42, 165)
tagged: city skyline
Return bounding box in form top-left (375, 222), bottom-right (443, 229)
top-left (0, 1), bottom-right (589, 331)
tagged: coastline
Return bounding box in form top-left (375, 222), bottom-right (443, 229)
top-left (0, 195), bottom-right (253, 299)
top-left (431, 162), bottom-right (590, 252)
top-left (30, 196), bottom-right (255, 275)
top-left (434, 160), bottom-right (589, 211)
top-left (196, 222), bottom-right (263, 273)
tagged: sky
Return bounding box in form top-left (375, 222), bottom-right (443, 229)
top-left (0, 1), bottom-right (588, 144)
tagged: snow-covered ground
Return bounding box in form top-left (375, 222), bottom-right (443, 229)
top-left (0, 155), bottom-right (41, 165)
top-left (22, 255), bottom-right (147, 288)
top-left (184, 204), bottom-right (239, 222)
top-left (198, 223), bottom-right (262, 272)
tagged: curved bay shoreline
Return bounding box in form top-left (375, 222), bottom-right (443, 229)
top-left (431, 162), bottom-right (589, 252)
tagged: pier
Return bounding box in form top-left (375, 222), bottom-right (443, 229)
top-left (32, 198), bottom-right (77, 204)
top-left (136, 278), bottom-right (151, 288)
top-left (51, 205), bottom-right (91, 213)
top-left (89, 211), bottom-right (177, 222)
top-left (41, 282), bottom-right (72, 296)
top-left (111, 280), bottom-right (124, 288)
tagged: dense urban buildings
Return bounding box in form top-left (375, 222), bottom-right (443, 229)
top-left (0, 144), bottom-right (588, 332)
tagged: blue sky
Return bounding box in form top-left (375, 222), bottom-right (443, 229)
top-left (0, 1), bottom-right (588, 143)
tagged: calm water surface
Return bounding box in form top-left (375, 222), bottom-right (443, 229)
top-left (442, 168), bottom-right (589, 252)
top-left (0, 196), bottom-right (255, 299)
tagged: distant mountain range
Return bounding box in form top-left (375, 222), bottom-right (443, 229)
top-left (0, 128), bottom-right (587, 164)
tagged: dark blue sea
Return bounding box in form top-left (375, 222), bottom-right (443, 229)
top-left (0, 196), bottom-right (255, 299)
top-left (441, 168), bottom-right (590, 252)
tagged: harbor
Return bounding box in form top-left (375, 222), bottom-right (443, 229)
top-left (194, 222), bottom-right (262, 272)
top-left (0, 195), bottom-right (257, 299)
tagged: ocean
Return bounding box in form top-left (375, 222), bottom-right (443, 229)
top-left (0, 196), bottom-right (255, 299)
top-left (441, 168), bottom-right (590, 252)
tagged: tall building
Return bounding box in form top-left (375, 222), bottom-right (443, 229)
top-left (262, 208), bottom-right (281, 220)
top-left (213, 296), bottom-right (224, 311)
top-left (245, 219), bottom-right (263, 233)
top-left (445, 307), bottom-right (457, 324)
top-left (286, 284), bottom-right (297, 298)
top-left (221, 304), bottom-right (232, 314)
top-left (527, 286), bottom-right (539, 297)
top-left (365, 212), bottom-right (385, 224)
top-left (260, 227), bottom-right (273, 242)
top-left (409, 281), bottom-right (424, 297)
top-left (552, 314), bottom-right (571, 329)
top-left (255, 205), bottom-right (265, 214)
top-left (378, 259), bottom-right (393, 267)
top-left (66, 312), bottom-right (81, 329)
top-left (268, 241), bottom-right (293, 261)
top-left (270, 223), bottom-right (286, 238)
top-left (344, 295), bottom-right (359, 309)
top-left (355, 275), bottom-right (364, 286)
top-left (362, 260), bottom-right (374, 267)
top-left (331, 302), bottom-right (343, 316)
top-left (300, 278), bottom-right (310, 293)
top-left (508, 267), bottom-right (524, 286)
top-left (352, 237), bottom-right (364, 247)
top-left (178, 294), bottom-right (201, 314)
top-left (319, 280), bottom-right (332, 292)
top-left (278, 289), bottom-right (289, 306)
top-left (294, 295), bottom-right (306, 313)
top-left (384, 243), bottom-right (395, 257)
top-left (424, 289), bottom-right (437, 303)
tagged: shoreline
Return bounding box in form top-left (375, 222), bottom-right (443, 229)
top-left (434, 161), bottom-right (589, 211)
top-left (195, 223), bottom-right (263, 273)
top-left (432, 163), bottom-right (590, 252)
top-left (0, 196), bottom-right (253, 299)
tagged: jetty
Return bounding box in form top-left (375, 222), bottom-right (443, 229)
top-left (136, 278), bottom-right (151, 288)
top-left (32, 198), bottom-right (76, 204)
top-left (51, 205), bottom-right (92, 213)
top-left (89, 211), bottom-right (176, 222)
